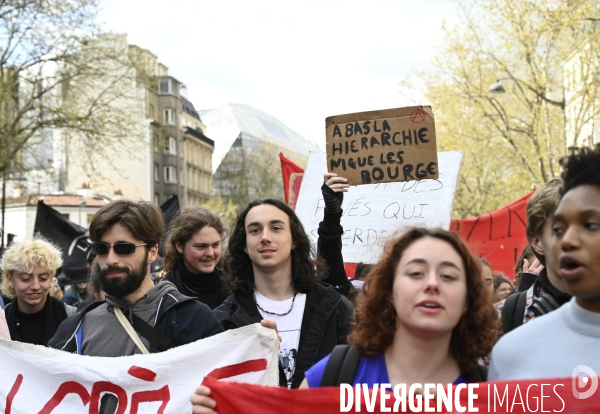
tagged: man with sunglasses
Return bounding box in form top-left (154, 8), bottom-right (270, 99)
top-left (49, 200), bottom-right (223, 358)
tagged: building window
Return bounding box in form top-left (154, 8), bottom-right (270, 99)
top-left (164, 137), bottom-right (176, 155)
top-left (164, 166), bottom-right (177, 183)
top-left (159, 78), bottom-right (172, 94)
top-left (153, 134), bottom-right (159, 152)
top-left (163, 108), bottom-right (175, 125)
top-left (154, 163), bottom-right (159, 182)
top-left (154, 193), bottom-right (160, 204)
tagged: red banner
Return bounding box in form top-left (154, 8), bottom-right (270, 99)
top-left (279, 152), bottom-right (305, 205)
top-left (204, 376), bottom-right (600, 413)
top-left (450, 192), bottom-right (533, 279)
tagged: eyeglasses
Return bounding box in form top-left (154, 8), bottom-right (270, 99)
top-left (93, 242), bottom-right (147, 256)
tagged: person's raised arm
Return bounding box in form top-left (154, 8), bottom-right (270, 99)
top-left (318, 173), bottom-right (352, 296)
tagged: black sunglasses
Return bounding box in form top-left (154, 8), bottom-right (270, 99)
top-left (93, 242), bottom-right (147, 256)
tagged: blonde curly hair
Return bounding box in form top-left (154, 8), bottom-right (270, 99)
top-left (0, 237), bottom-right (63, 299)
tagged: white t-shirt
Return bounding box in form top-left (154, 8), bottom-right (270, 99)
top-left (254, 291), bottom-right (307, 388)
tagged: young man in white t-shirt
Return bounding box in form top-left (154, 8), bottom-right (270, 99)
top-left (211, 198), bottom-right (354, 389)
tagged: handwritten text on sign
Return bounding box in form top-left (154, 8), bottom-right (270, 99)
top-left (0, 324), bottom-right (278, 414)
top-left (326, 106), bottom-right (438, 185)
top-left (296, 151), bottom-right (462, 264)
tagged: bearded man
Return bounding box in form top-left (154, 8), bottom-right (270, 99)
top-left (49, 200), bottom-right (223, 356)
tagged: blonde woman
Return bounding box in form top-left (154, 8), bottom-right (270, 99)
top-left (0, 237), bottom-right (75, 345)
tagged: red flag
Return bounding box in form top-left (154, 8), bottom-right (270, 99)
top-left (451, 192), bottom-right (533, 278)
top-left (203, 376), bottom-right (598, 413)
top-left (279, 152), bottom-right (304, 205)
top-left (288, 172), bottom-right (304, 210)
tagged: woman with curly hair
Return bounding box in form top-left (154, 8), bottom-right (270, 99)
top-left (1, 237), bottom-right (76, 345)
top-left (301, 227), bottom-right (501, 388)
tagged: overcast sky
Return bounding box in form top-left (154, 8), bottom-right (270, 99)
top-left (102, 0), bottom-right (457, 150)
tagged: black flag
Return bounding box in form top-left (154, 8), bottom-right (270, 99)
top-left (34, 200), bottom-right (91, 284)
top-left (159, 195), bottom-right (180, 257)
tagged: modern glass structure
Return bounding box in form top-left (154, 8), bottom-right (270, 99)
top-left (198, 104), bottom-right (321, 200)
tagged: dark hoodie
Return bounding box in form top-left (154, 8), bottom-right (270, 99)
top-left (49, 281), bottom-right (223, 356)
top-left (81, 282), bottom-right (179, 356)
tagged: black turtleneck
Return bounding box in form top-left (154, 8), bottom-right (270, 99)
top-left (164, 256), bottom-right (229, 310)
top-left (5, 294), bottom-right (69, 345)
top-left (536, 268), bottom-right (572, 305)
top-left (14, 305), bottom-right (45, 345)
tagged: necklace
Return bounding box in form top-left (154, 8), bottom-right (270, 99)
top-left (254, 291), bottom-right (297, 316)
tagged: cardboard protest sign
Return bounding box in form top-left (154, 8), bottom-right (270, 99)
top-left (326, 106), bottom-right (437, 185)
top-left (0, 324), bottom-right (278, 414)
top-left (296, 151), bottom-right (462, 264)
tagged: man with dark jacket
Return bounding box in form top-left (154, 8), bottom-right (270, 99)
top-left (49, 200), bottom-right (223, 414)
top-left (49, 200), bottom-right (223, 355)
top-left (0, 237), bottom-right (75, 345)
top-left (497, 179), bottom-right (572, 332)
top-left (213, 198), bottom-right (354, 390)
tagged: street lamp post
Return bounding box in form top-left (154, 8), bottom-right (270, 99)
top-left (488, 78), bottom-right (565, 109)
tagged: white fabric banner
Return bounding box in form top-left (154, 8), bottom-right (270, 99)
top-left (0, 324), bottom-right (279, 414)
top-left (296, 150), bottom-right (463, 264)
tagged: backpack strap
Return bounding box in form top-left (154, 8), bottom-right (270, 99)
top-left (531, 293), bottom-right (560, 316)
top-left (320, 345), bottom-right (361, 387)
top-left (501, 291), bottom-right (527, 334)
top-left (130, 314), bottom-right (174, 352)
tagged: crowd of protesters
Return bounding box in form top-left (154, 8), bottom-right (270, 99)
top-left (0, 145), bottom-right (599, 413)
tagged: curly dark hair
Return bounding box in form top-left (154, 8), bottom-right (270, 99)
top-left (348, 227), bottom-right (501, 373)
top-left (560, 144), bottom-right (600, 196)
top-left (223, 198), bottom-right (326, 294)
top-left (163, 207), bottom-right (226, 275)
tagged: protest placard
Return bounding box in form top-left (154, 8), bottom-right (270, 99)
top-left (0, 324), bottom-right (278, 414)
top-left (326, 106), bottom-right (437, 185)
top-left (295, 151), bottom-right (462, 264)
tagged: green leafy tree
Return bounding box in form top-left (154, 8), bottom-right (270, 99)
top-left (0, 0), bottom-right (152, 185)
top-left (420, 0), bottom-right (600, 217)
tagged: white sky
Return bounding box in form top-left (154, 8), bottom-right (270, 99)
top-left (101, 0), bottom-right (457, 150)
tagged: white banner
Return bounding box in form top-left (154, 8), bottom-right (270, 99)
top-left (296, 151), bottom-right (463, 264)
top-left (0, 324), bottom-right (279, 414)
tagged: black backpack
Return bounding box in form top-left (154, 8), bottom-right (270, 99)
top-left (501, 290), bottom-right (561, 334)
top-left (320, 345), bottom-right (487, 386)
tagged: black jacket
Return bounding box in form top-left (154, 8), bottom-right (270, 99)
top-left (5, 294), bottom-right (73, 345)
top-left (48, 290), bottom-right (223, 354)
top-left (162, 265), bottom-right (230, 310)
top-left (214, 282), bottom-right (355, 388)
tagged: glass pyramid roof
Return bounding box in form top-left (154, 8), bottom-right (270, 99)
top-left (198, 104), bottom-right (321, 172)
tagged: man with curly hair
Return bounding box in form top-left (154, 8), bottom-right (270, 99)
top-left (0, 237), bottom-right (76, 345)
top-left (490, 145), bottom-right (600, 380)
top-left (213, 198), bottom-right (354, 389)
